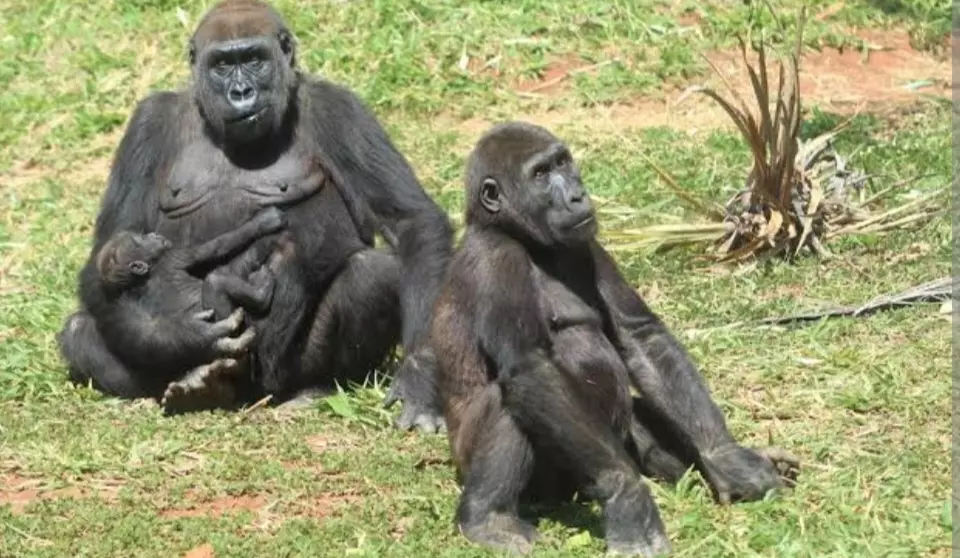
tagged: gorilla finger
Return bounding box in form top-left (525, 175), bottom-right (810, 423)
top-left (414, 413), bottom-right (447, 434)
top-left (193, 309), bottom-right (215, 321)
top-left (224, 307), bottom-right (246, 329)
top-left (393, 410), bottom-right (417, 431)
top-left (382, 386), bottom-right (400, 409)
top-left (759, 447), bottom-right (801, 467)
top-left (215, 328), bottom-right (257, 355)
top-left (209, 358), bottom-right (240, 374)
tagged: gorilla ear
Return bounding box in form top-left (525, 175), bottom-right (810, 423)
top-left (129, 260), bottom-right (150, 276)
top-left (479, 178), bottom-right (501, 214)
top-left (278, 30), bottom-right (295, 66)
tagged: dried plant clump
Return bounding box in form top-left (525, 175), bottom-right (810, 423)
top-left (620, 7), bottom-right (946, 263)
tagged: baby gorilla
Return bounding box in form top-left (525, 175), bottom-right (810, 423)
top-left (94, 207), bottom-right (286, 412)
top-left (429, 122), bottom-right (798, 556)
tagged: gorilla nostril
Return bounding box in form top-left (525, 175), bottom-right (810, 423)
top-left (171, 187), bottom-right (181, 198)
top-left (280, 183), bottom-right (289, 192)
top-left (229, 85), bottom-right (255, 103)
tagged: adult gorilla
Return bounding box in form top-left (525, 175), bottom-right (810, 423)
top-left (58, 0), bottom-right (451, 428)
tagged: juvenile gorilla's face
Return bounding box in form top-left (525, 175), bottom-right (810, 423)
top-left (478, 141), bottom-right (597, 248)
top-left (122, 233), bottom-right (172, 275)
top-left (192, 33), bottom-right (294, 144)
top-left (98, 232), bottom-right (171, 286)
top-left (525, 145), bottom-right (596, 246)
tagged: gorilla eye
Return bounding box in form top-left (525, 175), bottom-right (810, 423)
top-left (533, 165), bottom-right (549, 180)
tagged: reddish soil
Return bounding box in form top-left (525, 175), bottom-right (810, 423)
top-left (0, 472), bottom-right (121, 514)
top-left (515, 54), bottom-right (598, 95)
top-left (160, 494), bottom-right (268, 519)
top-left (183, 544), bottom-right (216, 558)
top-left (158, 488), bottom-right (361, 522)
top-left (457, 28), bottom-right (951, 136)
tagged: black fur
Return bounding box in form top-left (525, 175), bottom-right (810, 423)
top-left (430, 122), bottom-right (799, 556)
top-left (57, 0), bottom-right (452, 419)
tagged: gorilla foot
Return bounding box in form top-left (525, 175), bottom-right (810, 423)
top-left (759, 446), bottom-right (801, 487)
top-left (459, 513), bottom-right (539, 555)
top-left (161, 358), bottom-right (240, 415)
top-left (602, 477), bottom-right (671, 557)
top-left (700, 444), bottom-right (800, 505)
top-left (383, 351), bottom-right (446, 434)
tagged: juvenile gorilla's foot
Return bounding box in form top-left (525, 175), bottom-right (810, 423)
top-left (161, 358), bottom-right (240, 415)
top-left (700, 444), bottom-right (800, 505)
top-left (382, 350), bottom-right (446, 434)
top-left (459, 513), bottom-right (540, 555)
top-left (602, 475), bottom-right (671, 557)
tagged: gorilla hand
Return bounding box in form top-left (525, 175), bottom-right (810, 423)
top-left (383, 348), bottom-right (446, 434)
top-left (192, 307), bottom-right (256, 357)
top-left (699, 444), bottom-right (800, 505)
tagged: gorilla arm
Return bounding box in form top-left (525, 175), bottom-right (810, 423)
top-left (304, 80), bottom-right (453, 351)
top-left (590, 243), bottom-right (735, 452)
top-left (589, 243), bottom-right (798, 504)
top-left (77, 92), bottom-right (247, 370)
top-left (304, 80), bottom-right (454, 428)
top-left (79, 92), bottom-right (179, 310)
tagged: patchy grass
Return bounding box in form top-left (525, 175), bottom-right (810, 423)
top-left (0, 0), bottom-right (951, 557)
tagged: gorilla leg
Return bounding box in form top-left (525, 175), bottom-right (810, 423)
top-left (57, 312), bottom-right (165, 399)
top-left (502, 359), bottom-right (671, 557)
top-left (280, 247), bottom-right (402, 405)
top-left (201, 269), bottom-right (274, 318)
top-left (455, 386), bottom-right (539, 554)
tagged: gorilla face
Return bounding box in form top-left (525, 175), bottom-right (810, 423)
top-left (191, 31), bottom-right (295, 145)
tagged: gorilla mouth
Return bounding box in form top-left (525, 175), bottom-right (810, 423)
top-left (229, 107), bottom-right (266, 124)
top-left (571, 215), bottom-right (595, 229)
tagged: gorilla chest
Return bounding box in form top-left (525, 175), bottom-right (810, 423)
top-left (157, 142), bottom-right (328, 243)
top-left (532, 265), bottom-right (631, 409)
top-left (531, 265), bottom-right (604, 332)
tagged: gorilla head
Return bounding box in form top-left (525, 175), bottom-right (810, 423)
top-left (188, 0), bottom-right (298, 145)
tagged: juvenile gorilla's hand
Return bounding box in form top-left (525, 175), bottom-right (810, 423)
top-left (383, 348), bottom-right (446, 434)
top-left (700, 444), bottom-right (800, 505)
top-left (192, 308), bottom-right (257, 358)
top-left (251, 206), bottom-right (287, 234)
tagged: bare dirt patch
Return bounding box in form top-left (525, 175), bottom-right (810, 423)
top-left (160, 493), bottom-right (268, 519)
top-left (297, 491), bottom-right (363, 520)
top-left (703, 29), bottom-right (950, 112)
top-left (456, 29), bottom-right (951, 138)
top-left (0, 472), bottom-right (121, 514)
top-left (159, 488), bottom-right (361, 524)
top-left (183, 543), bottom-right (216, 558)
top-left (514, 54), bottom-right (606, 96)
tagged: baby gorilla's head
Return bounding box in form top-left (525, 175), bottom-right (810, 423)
top-left (96, 231), bottom-right (172, 290)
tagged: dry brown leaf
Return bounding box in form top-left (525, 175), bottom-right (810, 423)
top-left (183, 544), bottom-right (215, 558)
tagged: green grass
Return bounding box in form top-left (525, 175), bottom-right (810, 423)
top-left (0, 0), bottom-right (952, 556)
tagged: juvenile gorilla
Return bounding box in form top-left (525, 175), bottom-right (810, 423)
top-left (75, 207), bottom-right (286, 410)
top-left (430, 122), bottom-right (799, 556)
top-left (58, 0), bottom-right (453, 421)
